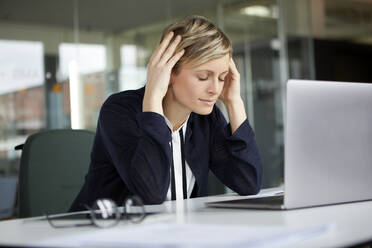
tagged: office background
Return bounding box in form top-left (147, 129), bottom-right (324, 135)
top-left (1, 0), bottom-right (372, 212)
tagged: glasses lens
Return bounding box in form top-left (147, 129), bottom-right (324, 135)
top-left (91, 199), bottom-right (120, 228)
top-left (123, 195), bottom-right (146, 223)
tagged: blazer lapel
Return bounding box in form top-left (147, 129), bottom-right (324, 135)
top-left (185, 113), bottom-right (201, 190)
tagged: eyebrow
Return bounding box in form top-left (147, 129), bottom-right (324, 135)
top-left (196, 70), bottom-right (229, 75)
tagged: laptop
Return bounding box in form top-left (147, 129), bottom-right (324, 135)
top-left (207, 79), bottom-right (372, 210)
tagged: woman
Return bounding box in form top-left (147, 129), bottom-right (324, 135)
top-left (70, 16), bottom-right (262, 211)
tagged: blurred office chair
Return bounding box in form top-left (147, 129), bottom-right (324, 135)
top-left (15, 129), bottom-right (95, 218)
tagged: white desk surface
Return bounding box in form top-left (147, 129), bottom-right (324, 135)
top-left (0, 187), bottom-right (371, 247)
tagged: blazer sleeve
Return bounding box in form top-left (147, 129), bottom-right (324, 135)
top-left (209, 106), bottom-right (263, 195)
top-left (97, 95), bottom-right (172, 204)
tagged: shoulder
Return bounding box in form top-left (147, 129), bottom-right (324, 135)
top-left (102, 87), bottom-right (145, 114)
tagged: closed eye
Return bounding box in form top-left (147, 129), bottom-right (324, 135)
top-left (198, 77), bottom-right (208, 81)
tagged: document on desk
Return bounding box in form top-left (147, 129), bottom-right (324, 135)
top-left (40, 223), bottom-right (333, 248)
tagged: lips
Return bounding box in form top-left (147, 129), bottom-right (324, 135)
top-left (199, 98), bottom-right (216, 106)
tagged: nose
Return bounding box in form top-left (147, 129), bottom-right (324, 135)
top-left (207, 78), bottom-right (220, 95)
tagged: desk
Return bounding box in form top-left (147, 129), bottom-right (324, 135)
top-left (0, 187), bottom-right (371, 247)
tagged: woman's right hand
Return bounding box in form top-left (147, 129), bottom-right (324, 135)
top-left (143, 32), bottom-right (184, 115)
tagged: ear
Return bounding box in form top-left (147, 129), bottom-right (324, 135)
top-left (169, 71), bottom-right (177, 85)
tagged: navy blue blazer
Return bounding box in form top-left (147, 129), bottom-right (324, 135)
top-left (70, 87), bottom-right (262, 211)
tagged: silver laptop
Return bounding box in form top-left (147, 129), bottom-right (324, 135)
top-left (207, 79), bottom-right (372, 210)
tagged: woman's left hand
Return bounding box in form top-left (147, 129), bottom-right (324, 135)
top-left (219, 58), bottom-right (242, 105)
top-left (219, 58), bottom-right (247, 134)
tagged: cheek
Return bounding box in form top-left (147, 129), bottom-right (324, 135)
top-left (218, 82), bottom-right (225, 93)
top-left (174, 77), bottom-right (201, 99)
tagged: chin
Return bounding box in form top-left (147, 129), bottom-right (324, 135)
top-left (192, 106), bottom-right (214, 115)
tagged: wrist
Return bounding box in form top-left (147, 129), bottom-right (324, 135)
top-left (224, 97), bottom-right (244, 109)
top-left (225, 98), bottom-right (247, 134)
top-left (143, 91), bottom-right (164, 115)
top-left (144, 86), bottom-right (165, 101)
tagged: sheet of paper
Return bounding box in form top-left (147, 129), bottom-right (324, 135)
top-left (40, 223), bottom-right (333, 248)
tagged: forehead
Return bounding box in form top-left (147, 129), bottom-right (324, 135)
top-left (182, 54), bottom-right (230, 73)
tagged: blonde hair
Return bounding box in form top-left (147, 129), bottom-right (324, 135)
top-left (161, 15), bottom-right (232, 74)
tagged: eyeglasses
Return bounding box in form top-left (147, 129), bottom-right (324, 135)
top-left (46, 195), bottom-right (146, 228)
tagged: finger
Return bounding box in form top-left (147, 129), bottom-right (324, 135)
top-left (229, 58), bottom-right (239, 74)
top-left (160, 35), bottom-right (182, 65)
top-left (167, 49), bottom-right (185, 68)
top-left (228, 59), bottom-right (240, 78)
top-left (150, 32), bottom-right (174, 63)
